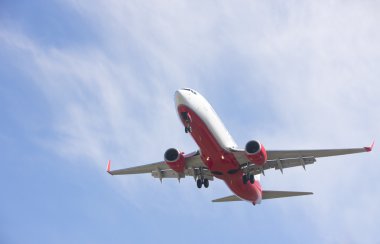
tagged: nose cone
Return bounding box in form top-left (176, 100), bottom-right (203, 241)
top-left (175, 88), bottom-right (199, 108)
top-left (174, 89), bottom-right (189, 107)
top-left (175, 89), bottom-right (184, 98)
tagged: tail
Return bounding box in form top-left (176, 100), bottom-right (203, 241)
top-left (212, 190), bottom-right (313, 203)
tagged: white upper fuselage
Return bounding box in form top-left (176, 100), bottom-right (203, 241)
top-left (175, 88), bottom-right (238, 150)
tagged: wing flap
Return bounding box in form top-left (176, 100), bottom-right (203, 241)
top-left (151, 168), bottom-right (214, 180)
top-left (108, 161), bottom-right (167, 175)
top-left (267, 147), bottom-right (369, 160)
top-left (246, 157), bottom-right (316, 175)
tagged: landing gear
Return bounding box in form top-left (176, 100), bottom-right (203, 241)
top-left (197, 179), bottom-right (203, 188)
top-left (203, 178), bottom-right (209, 188)
top-left (185, 126), bottom-right (192, 133)
top-left (242, 174), bottom-right (248, 184)
top-left (195, 167), bottom-right (209, 189)
top-left (196, 178), bottom-right (209, 188)
top-left (249, 174), bottom-right (255, 184)
top-left (181, 112), bottom-right (192, 134)
top-left (242, 173), bottom-right (255, 184)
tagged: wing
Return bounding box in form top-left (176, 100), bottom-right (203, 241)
top-left (230, 141), bottom-right (374, 175)
top-left (107, 151), bottom-right (213, 181)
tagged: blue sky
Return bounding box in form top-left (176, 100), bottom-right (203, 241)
top-left (1, 1), bottom-right (379, 243)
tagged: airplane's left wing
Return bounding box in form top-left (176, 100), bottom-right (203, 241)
top-left (266, 142), bottom-right (374, 160)
top-left (230, 141), bottom-right (374, 175)
top-left (107, 151), bottom-right (213, 181)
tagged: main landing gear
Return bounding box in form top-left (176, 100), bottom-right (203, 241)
top-left (197, 178), bottom-right (209, 188)
top-left (196, 167), bottom-right (209, 188)
top-left (242, 173), bottom-right (255, 184)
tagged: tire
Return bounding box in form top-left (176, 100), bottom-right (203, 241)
top-left (242, 174), bottom-right (248, 184)
top-left (197, 179), bottom-right (202, 188)
top-left (203, 179), bottom-right (209, 188)
top-left (249, 174), bottom-right (255, 184)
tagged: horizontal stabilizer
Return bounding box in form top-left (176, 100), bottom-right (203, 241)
top-left (262, 190), bottom-right (313, 200)
top-left (212, 191), bottom-right (313, 203)
top-left (212, 195), bottom-right (242, 202)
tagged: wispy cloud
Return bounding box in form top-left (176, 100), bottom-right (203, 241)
top-left (1, 0), bottom-right (379, 242)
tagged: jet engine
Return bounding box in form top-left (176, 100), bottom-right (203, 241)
top-left (245, 140), bottom-right (267, 166)
top-left (164, 148), bottom-right (185, 173)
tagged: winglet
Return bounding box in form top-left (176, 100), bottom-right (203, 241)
top-left (107, 160), bottom-right (112, 174)
top-left (364, 140), bottom-right (375, 152)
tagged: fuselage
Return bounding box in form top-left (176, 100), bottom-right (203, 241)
top-left (175, 88), bottom-right (262, 204)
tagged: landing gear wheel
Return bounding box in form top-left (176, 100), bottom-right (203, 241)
top-left (203, 178), bottom-right (209, 188)
top-left (242, 174), bottom-right (248, 184)
top-left (249, 174), bottom-right (255, 184)
top-left (185, 126), bottom-right (192, 133)
top-left (196, 179), bottom-right (203, 188)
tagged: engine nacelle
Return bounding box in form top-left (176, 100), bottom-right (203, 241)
top-left (164, 148), bottom-right (185, 173)
top-left (245, 140), bottom-right (267, 166)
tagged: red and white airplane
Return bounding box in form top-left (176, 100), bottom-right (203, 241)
top-left (107, 88), bottom-right (374, 205)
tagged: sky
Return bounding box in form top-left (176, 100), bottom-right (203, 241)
top-left (1, 0), bottom-right (379, 243)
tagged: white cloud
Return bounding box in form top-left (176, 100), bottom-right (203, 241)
top-left (1, 0), bottom-right (380, 242)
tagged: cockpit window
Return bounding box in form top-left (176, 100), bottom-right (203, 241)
top-left (182, 88), bottom-right (197, 95)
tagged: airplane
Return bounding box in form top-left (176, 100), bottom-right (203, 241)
top-left (107, 88), bottom-right (374, 205)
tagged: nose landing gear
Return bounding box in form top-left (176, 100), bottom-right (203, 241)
top-left (181, 112), bottom-right (192, 133)
top-left (185, 126), bottom-right (192, 133)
